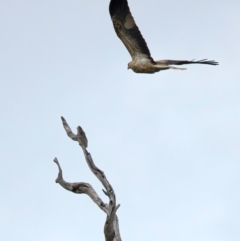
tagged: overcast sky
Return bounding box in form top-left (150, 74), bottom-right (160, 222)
top-left (0, 0), bottom-right (239, 240)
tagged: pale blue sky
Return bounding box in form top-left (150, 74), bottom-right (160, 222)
top-left (0, 0), bottom-right (239, 240)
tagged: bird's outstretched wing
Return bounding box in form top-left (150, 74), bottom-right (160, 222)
top-left (109, 0), bottom-right (153, 61)
top-left (155, 59), bottom-right (219, 66)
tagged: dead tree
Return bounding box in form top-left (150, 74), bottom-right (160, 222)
top-left (53, 117), bottom-right (121, 241)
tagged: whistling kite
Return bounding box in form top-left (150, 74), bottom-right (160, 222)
top-left (109, 0), bottom-right (218, 74)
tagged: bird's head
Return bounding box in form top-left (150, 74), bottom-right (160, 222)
top-left (127, 62), bottom-right (133, 70)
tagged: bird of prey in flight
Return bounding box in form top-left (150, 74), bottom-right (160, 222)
top-left (109, 0), bottom-right (218, 74)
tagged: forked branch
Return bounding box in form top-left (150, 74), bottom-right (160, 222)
top-left (54, 117), bottom-right (121, 241)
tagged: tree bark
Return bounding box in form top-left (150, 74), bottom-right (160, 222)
top-left (54, 117), bottom-right (122, 241)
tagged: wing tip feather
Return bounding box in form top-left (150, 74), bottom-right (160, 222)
top-left (192, 59), bottom-right (219, 65)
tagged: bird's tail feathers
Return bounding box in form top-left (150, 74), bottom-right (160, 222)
top-left (154, 64), bottom-right (186, 71)
top-left (169, 66), bottom-right (187, 70)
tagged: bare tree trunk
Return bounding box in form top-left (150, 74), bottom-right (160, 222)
top-left (53, 117), bottom-right (122, 241)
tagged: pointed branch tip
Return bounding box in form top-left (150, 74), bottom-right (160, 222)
top-left (102, 189), bottom-right (108, 196)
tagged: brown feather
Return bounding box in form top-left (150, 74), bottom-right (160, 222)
top-left (155, 59), bottom-right (219, 66)
top-left (109, 0), bottom-right (153, 61)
